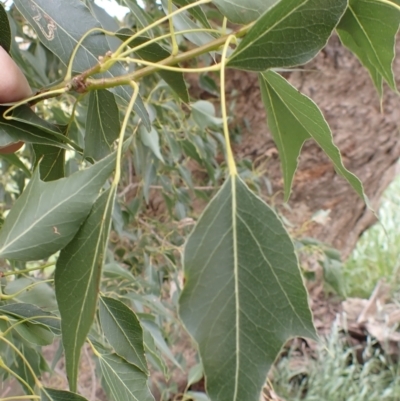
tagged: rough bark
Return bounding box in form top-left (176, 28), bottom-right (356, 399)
top-left (225, 35), bottom-right (400, 259)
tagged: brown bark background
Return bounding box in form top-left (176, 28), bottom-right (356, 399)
top-left (223, 35), bottom-right (400, 259)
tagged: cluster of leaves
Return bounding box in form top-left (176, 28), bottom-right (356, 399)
top-left (0, 1), bottom-right (399, 401)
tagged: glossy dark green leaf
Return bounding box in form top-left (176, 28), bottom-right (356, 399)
top-left (0, 303), bottom-right (60, 334)
top-left (14, 0), bottom-right (150, 129)
top-left (99, 296), bottom-right (148, 373)
top-left (85, 90), bottom-right (121, 161)
top-left (179, 175), bottom-right (315, 401)
top-left (228, 0), bottom-right (347, 71)
top-left (97, 353), bottom-right (155, 401)
top-left (0, 107), bottom-right (69, 149)
top-left (212, 0), bottom-right (279, 24)
top-left (55, 187), bottom-right (116, 391)
top-left (34, 144), bottom-right (65, 181)
top-left (0, 3), bottom-right (11, 53)
top-left (0, 151), bottom-right (116, 261)
top-left (116, 30), bottom-right (189, 102)
top-left (336, 0), bottom-right (399, 96)
top-left (259, 70), bottom-right (366, 202)
top-left (41, 388), bottom-right (89, 401)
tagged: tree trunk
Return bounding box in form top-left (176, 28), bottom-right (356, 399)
top-left (226, 36), bottom-right (400, 259)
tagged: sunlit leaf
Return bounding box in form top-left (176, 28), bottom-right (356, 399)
top-left (179, 175), bottom-right (315, 401)
top-left (0, 3), bottom-right (11, 53)
top-left (85, 90), bottom-right (121, 161)
top-left (212, 0), bottom-right (279, 24)
top-left (336, 0), bottom-right (400, 96)
top-left (99, 296), bottom-right (148, 373)
top-left (41, 388), bottom-right (89, 401)
top-left (97, 352), bottom-right (155, 401)
top-left (228, 0), bottom-right (347, 71)
top-left (259, 70), bottom-right (367, 202)
top-left (0, 151), bottom-right (116, 261)
top-left (173, 0), bottom-right (212, 29)
top-left (14, 0), bottom-right (150, 129)
top-left (55, 187), bottom-right (116, 391)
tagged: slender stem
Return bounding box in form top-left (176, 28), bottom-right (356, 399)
top-left (65, 27), bottom-right (115, 81)
top-left (2, 261), bottom-right (55, 277)
top-left (115, 57), bottom-right (221, 73)
top-left (220, 35), bottom-right (238, 176)
top-left (0, 279), bottom-right (53, 300)
top-left (168, 0), bottom-right (179, 56)
top-left (372, 0), bottom-right (400, 10)
top-left (113, 0), bottom-right (212, 57)
top-left (118, 28), bottom-right (222, 59)
top-left (0, 336), bottom-right (42, 389)
top-left (0, 363), bottom-right (35, 396)
top-left (0, 397), bottom-right (40, 401)
top-left (2, 315), bottom-right (60, 338)
top-left (87, 338), bottom-right (101, 357)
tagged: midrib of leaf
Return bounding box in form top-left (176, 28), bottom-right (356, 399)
top-left (0, 168), bottom-right (107, 255)
top-left (100, 297), bottom-right (146, 371)
top-left (348, 4), bottom-right (390, 84)
top-left (71, 187), bottom-right (116, 376)
top-left (95, 93), bottom-right (112, 148)
top-left (236, 212), bottom-right (306, 326)
top-left (100, 355), bottom-right (140, 401)
top-left (232, 176), bottom-right (240, 401)
top-left (231, 0), bottom-right (308, 61)
top-left (262, 82), bottom-right (291, 190)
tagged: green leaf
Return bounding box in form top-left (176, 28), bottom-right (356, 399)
top-left (0, 303), bottom-right (60, 334)
top-left (0, 153), bottom-right (31, 177)
top-left (13, 320), bottom-right (54, 346)
top-left (259, 70), bottom-right (367, 202)
top-left (116, 30), bottom-right (189, 102)
top-left (0, 151), bottom-right (116, 261)
top-left (179, 175), bottom-right (315, 401)
top-left (173, 0), bottom-right (212, 29)
top-left (41, 388), bottom-right (89, 401)
top-left (212, 0), bottom-right (279, 24)
top-left (97, 353), bottom-right (155, 401)
top-left (12, 344), bottom-right (42, 393)
top-left (0, 3), bottom-right (11, 53)
top-left (55, 187), bottom-right (116, 392)
top-left (14, 0), bottom-right (150, 129)
top-left (33, 144), bottom-right (65, 181)
top-left (336, 0), bottom-right (400, 96)
top-left (139, 125), bottom-right (164, 162)
top-left (85, 90), bottom-right (121, 161)
top-left (0, 108), bottom-right (69, 149)
top-left (228, 0), bottom-right (348, 71)
top-left (99, 296), bottom-right (148, 373)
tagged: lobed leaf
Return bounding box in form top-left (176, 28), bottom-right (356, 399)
top-left (228, 0), bottom-right (347, 71)
top-left (0, 150), bottom-right (116, 261)
top-left (259, 70), bottom-right (367, 202)
top-left (99, 296), bottom-right (148, 374)
top-left (179, 175), bottom-right (315, 401)
top-left (85, 90), bottom-right (121, 161)
top-left (55, 187), bottom-right (116, 391)
top-left (336, 0), bottom-right (400, 96)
